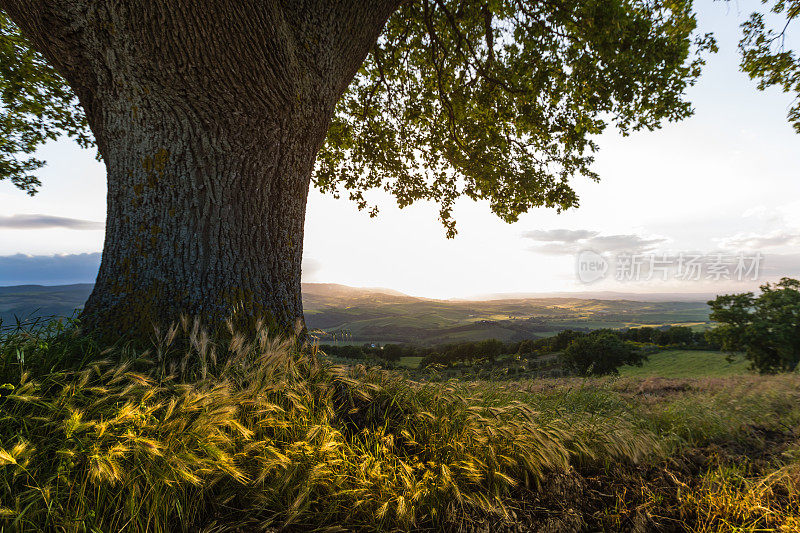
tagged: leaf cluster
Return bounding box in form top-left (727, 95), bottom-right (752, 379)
top-left (0, 14), bottom-right (93, 194)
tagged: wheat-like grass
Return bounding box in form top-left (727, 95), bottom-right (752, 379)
top-left (2, 321), bottom-right (800, 531)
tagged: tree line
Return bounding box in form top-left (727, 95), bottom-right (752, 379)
top-left (319, 324), bottom-right (716, 373)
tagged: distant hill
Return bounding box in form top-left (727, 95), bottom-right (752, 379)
top-left (0, 284), bottom-right (94, 327)
top-left (300, 284), bottom-right (710, 345)
top-left (463, 291), bottom-right (719, 302)
top-left (0, 283), bottom-right (711, 343)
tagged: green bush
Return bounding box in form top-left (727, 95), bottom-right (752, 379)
top-left (560, 332), bottom-right (645, 376)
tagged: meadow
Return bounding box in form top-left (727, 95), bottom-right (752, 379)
top-left (0, 321), bottom-right (798, 532)
top-left (619, 349), bottom-right (752, 378)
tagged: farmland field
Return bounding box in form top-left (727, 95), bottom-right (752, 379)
top-left (620, 349), bottom-right (752, 378)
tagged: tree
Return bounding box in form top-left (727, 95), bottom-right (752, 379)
top-left (560, 332), bottom-right (645, 376)
top-left (550, 329), bottom-right (585, 351)
top-left (0, 1), bottom-right (714, 339)
top-left (707, 278), bottom-right (800, 373)
top-left (382, 344), bottom-right (404, 362)
top-left (739, 1), bottom-right (800, 132)
top-left (476, 338), bottom-right (504, 361)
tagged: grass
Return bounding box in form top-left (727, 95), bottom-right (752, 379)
top-left (619, 349), bottom-right (752, 378)
top-left (397, 355), bottom-right (424, 368)
top-left (1, 322), bottom-right (799, 531)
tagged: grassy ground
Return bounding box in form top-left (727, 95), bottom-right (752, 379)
top-left (1, 324), bottom-right (799, 531)
top-left (398, 355), bottom-right (424, 368)
top-left (620, 349), bottom-right (752, 378)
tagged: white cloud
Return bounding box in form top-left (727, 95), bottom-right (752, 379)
top-left (523, 229), bottom-right (667, 255)
top-left (0, 214), bottom-right (103, 230)
top-left (718, 230), bottom-right (800, 251)
top-left (520, 229), bottom-right (599, 242)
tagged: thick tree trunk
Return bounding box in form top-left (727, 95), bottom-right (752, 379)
top-left (1, 0), bottom-right (400, 338)
top-left (84, 108), bottom-right (316, 338)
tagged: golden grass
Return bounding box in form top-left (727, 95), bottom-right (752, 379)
top-left (0, 321), bottom-right (799, 531)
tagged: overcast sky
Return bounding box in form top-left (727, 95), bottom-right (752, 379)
top-left (1, 3), bottom-right (799, 298)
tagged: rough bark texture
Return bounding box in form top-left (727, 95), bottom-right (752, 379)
top-left (1, 0), bottom-right (401, 338)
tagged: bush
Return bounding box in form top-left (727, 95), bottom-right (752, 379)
top-left (560, 332), bottom-right (646, 376)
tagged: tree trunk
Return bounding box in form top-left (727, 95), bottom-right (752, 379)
top-left (84, 109), bottom-right (316, 338)
top-left (1, 0), bottom-right (400, 339)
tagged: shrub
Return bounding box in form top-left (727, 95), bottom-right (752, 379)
top-left (560, 332), bottom-right (646, 376)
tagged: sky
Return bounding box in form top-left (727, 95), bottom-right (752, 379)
top-left (1, 2), bottom-right (799, 299)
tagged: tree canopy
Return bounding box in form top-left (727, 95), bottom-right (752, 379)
top-left (739, 0), bottom-right (800, 132)
top-left (1, 1), bottom-right (714, 235)
top-left (560, 330), bottom-right (645, 376)
top-left (707, 278), bottom-right (800, 373)
top-left (0, 13), bottom-right (92, 194)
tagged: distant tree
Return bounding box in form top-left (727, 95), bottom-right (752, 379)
top-left (382, 344), bottom-right (404, 362)
top-left (515, 339), bottom-right (539, 356)
top-left (739, 1), bottom-right (800, 132)
top-left (707, 278), bottom-right (800, 373)
top-left (664, 325), bottom-right (695, 346)
top-left (476, 339), bottom-right (504, 361)
top-left (560, 332), bottom-right (645, 376)
top-left (622, 327), bottom-right (656, 343)
top-left (551, 330), bottom-right (585, 351)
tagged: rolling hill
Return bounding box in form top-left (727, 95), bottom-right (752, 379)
top-left (0, 283), bottom-right (711, 344)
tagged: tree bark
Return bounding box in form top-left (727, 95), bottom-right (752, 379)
top-left (1, 0), bottom-right (401, 338)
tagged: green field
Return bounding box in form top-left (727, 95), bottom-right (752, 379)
top-left (398, 355), bottom-right (424, 368)
top-left (620, 349), bottom-right (752, 378)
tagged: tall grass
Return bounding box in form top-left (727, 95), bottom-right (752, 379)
top-left (0, 320), bottom-right (663, 532)
top-left (1, 322), bottom-right (799, 531)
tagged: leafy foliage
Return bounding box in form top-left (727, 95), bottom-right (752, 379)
top-left (0, 14), bottom-right (93, 194)
top-left (560, 331), bottom-right (646, 375)
top-left (316, 0), bottom-right (715, 235)
top-left (739, 0), bottom-right (800, 132)
top-left (0, 3), bottom-right (712, 233)
top-left (707, 277), bottom-right (800, 373)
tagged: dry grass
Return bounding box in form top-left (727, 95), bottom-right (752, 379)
top-left (1, 321), bottom-right (799, 531)
top-left (679, 462), bottom-right (800, 532)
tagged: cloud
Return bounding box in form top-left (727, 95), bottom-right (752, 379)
top-left (0, 253), bottom-right (101, 285)
top-left (523, 228), bottom-right (667, 255)
top-left (521, 229), bottom-right (599, 243)
top-left (0, 214), bottom-right (104, 230)
top-left (586, 235), bottom-right (667, 253)
top-left (757, 253), bottom-right (800, 278)
top-left (718, 230), bottom-right (800, 251)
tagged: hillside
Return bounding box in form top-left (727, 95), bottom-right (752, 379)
top-left (301, 283), bottom-right (710, 344)
top-left (0, 284), bottom-right (94, 326)
top-left (0, 283), bottom-right (711, 343)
